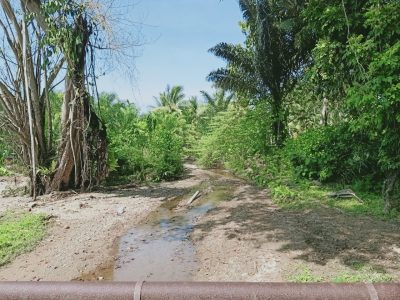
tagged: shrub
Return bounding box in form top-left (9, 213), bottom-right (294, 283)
top-left (285, 125), bottom-right (381, 184)
top-left (100, 93), bottom-right (186, 183)
top-left (145, 112), bottom-right (185, 181)
top-left (0, 167), bottom-right (9, 176)
top-left (196, 103), bottom-right (271, 172)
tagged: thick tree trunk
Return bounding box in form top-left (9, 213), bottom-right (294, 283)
top-left (47, 16), bottom-right (107, 193)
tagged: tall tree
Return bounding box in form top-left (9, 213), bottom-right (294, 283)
top-left (154, 85), bottom-right (185, 113)
top-left (0, 0), bottom-right (64, 194)
top-left (201, 89), bottom-right (234, 114)
top-left (208, 0), bottom-right (313, 146)
top-left (23, 0), bottom-right (109, 192)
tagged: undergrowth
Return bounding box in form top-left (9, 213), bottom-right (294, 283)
top-left (195, 106), bottom-right (399, 219)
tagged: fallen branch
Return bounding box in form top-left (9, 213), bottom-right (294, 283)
top-left (328, 189), bottom-right (363, 203)
top-left (187, 191), bottom-right (201, 205)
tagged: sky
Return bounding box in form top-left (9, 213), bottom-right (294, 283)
top-left (96, 0), bottom-right (245, 112)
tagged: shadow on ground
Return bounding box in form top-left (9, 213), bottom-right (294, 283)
top-left (194, 185), bottom-right (400, 272)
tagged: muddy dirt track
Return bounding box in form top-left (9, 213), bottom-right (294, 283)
top-left (0, 164), bottom-right (399, 281)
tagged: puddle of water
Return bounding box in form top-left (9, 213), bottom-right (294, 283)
top-left (114, 226), bottom-right (197, 281)
top-left (111, 181), bottom-right (232, 281)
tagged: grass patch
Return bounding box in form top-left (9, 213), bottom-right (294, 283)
top-left (288, 263), bottom-right (394, 283)
top-left (288, 265), bottom-right (323, 282)
top-left (269, 179), bottom-right (329, 210)
top-left (0, 212), bottom-right (47, 266)
top-left (333, 262), bottom-right (393, 283)
top-left (0, 166), bottom-right (9, 176)
top-left (267, 175), bottom-right (399, 219)
top-left (199, 151), bottom-right (399, 219)
top-left (325, 190), bottom-right (398, 219)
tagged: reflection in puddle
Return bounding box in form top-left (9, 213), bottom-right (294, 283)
top-left (112, 182), bottom-right (232, 281)
top-left (114, 226), bottom-right (197, 281)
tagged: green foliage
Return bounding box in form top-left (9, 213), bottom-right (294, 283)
top-left (333, 272), bottom-right (393, 283)
top-left (347, 41), bottom-right (400, 173)
top-left (195, 97), bottom-right (397, 218)
top-left (288, 263), bottom-right (393, 283)
top-left (302, 0), bottom-right (400, 211)
top-left (0, 167), bottom-right (9, 176)
top-left (41, 0), bottom-right (88, 64)
top-left (145, 112), bottom-right (185, 181)
top-left (288, 265), bottom-right (323, 283)
top-left (99, 93), bottom-right (143, 175)
top-left (46, 92), bottom-right (63, 152)
top-left (333, 263), bottom-right (393, 283)
top-left (0, 213), bottom-right (47, 266)
top-left (99, 93), bottom-right (185, 183)
top-left (154, 85), bottom-right (185, 113)
top-left (285, 125), bottom-right (380, 184)
top-left (16, 0), bottom-right (399, 217)
top-left (200, 89), bottom-right (234, 115)
top-left (327, 193), bottom-right (394, 219)
top-left (196, 103), bottom-right (270, 172)
top-left (194, 0), bottom-right (400, 216)
top-left (0, 138), bottom-right (10, 162)
top-left (0, 133), bottom-right (12, 175)
top-left (208, 0), bottom-right (314, 146)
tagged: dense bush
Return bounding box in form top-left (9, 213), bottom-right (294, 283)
top-left (99, 93), bottom-right (185, 183)
top-left (99, 93), bottom-right (144, 176)
top-left (196, 103), bottom-right (270, 173)
top-left (145, 112), bottom-right (185, 181)
top-left (285, 125), bottom-right (381, 185)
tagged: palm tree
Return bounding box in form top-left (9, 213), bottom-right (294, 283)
top-left (180, 96), bottom-right (202, 124)
top-left (208, 0), bottom-right (313, 146)
top-left (187, 97), bottom-right (199, 116)
top-left (200, 89), bottom-right (234, 114)
top-left (154, 85), bottom-right (185, 113)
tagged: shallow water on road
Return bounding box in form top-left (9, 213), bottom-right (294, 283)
top-left (111, 180), bottom-right (232, 281)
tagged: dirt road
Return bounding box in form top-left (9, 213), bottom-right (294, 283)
top-left (0, 164), bottom-right (399, 282)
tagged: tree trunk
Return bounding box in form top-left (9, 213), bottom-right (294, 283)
top-left (22, 17), bottom-right (37, 199)
top-left (270, 92), bottom-right (287, 147)
top-left (47, 15), bottom-right (107, 193)
top-left (383, 171), bottom-right (400, 214)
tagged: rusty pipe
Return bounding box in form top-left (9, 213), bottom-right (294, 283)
top-left (0, 282), bottom-right (399, 300)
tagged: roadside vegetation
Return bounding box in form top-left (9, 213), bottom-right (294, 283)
top-left (288, 263), bottom-right (393, 283)
top-left (0, 213), bottom-right (47, 266)
top-left (194, 0), bottom-right (400, 219)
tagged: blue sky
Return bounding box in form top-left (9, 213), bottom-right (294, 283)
top-left (96, 0), bottom-right (244, 111)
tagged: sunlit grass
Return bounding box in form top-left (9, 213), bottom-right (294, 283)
top-left (0, 212), bottom-right (47, 266)
top-left (288, 263), bottom-right (394, 283)
top-left (267, 175), bottom-right (399, 219)
top-left (288, 265), bottom-right (323, 283)
top-left (332, 262), bottom-right (393, 283)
